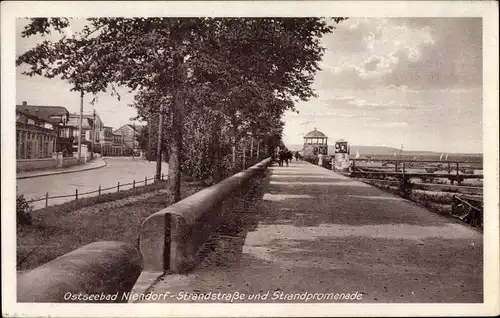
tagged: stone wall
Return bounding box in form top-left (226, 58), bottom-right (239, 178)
top-left (139, 157), bottom-right (271, 274)
top-left (17, 158), bottom-right (57, 172)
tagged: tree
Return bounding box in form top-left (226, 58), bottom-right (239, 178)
top-left (17, 17), bottom-right (346, 202)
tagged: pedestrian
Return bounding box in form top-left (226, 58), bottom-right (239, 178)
top-left (318, 152), bottom-right (324, 166)
top-left (295, 151), bottom-right (300, 161)
top-left (278, 149), bottom-right (285, 167)
top-left (284, 149), bottom-right (291, 167)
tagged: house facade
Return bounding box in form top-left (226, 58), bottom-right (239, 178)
top-left (113, 124), bottom-right (143, 152)
top-left (16, 102), bottom-right (73, 159)
top-left (67, 112), bottom-right (105, 146)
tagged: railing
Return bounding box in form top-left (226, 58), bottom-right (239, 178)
top-left (26, 174), bottom-right (166, 209)
top-left (349, 158), bottom-right (483, 184)
top-left (139, 157), bottom-right (271, 274)
top-left (17, 241), bottom-right (142, 302)
top-left (451, 194), bottom-right (483, 228)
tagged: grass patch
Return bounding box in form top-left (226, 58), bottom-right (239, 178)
top-left (17, 181), bottom-right (207, 271)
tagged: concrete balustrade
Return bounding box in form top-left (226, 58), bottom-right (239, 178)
top-left (139, 157), bottom-right (271, 273)
top-left (17, 241), bottom-right (142, 302)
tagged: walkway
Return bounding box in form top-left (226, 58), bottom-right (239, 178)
top-left (137, 161), bottom-right (483, 303)
top-left (16, 157), bottom-right (107, 179)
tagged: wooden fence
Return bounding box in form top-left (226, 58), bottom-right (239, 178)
top-left (27, 174), bottom-right (166, 208)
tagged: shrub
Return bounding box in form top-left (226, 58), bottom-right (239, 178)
top-left (399, 179), bottom-right (413, 198)
top-left (17, 194), bottom-right (33, 226)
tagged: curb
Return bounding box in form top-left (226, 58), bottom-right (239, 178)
top-left (16, 159), bottom-right (108, 180)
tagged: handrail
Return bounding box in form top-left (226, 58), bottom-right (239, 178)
top-left (139, 157), bottom-right (271, 273)
top-left (17, 241), bottom-right (142, 302)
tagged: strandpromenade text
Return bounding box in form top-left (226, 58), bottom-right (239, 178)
top-left (64, 291), bottom-right (364, 302)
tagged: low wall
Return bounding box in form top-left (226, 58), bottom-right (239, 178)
top-left (139, 157), bottom-right (271, 273)
top-left (17, 158), bottom-right (57, 172)
top-left (62, 157), bottom-right (78, 168)
top-left (17, 241), bottom-right (142, 302)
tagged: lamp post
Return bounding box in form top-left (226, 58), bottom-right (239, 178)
top-left (77, 91), bottom-right (83, 164)
top-left (91, 108), bottom-right (96, 160)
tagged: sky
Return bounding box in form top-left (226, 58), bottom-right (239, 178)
top-left (16, 18), bottom-right (483, 153)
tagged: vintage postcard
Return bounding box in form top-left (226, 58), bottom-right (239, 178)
top-left (1, 1), bottom-right (499, 317)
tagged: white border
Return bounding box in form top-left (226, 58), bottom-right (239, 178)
top-left (2, 1), bottom-right (499, 317)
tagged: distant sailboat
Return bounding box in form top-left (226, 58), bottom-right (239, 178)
top-left (439, 153), bottom-right (444, 161)
top-left (355, 149), bottom-right (360, 159)
top-left (445, 153), bottom-right (449, 160)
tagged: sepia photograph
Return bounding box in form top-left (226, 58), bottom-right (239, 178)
top-left (2, 1), bottom-right (499, 317)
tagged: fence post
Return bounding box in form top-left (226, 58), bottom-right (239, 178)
top-left (117, 182), bottom-right (120, 192)
top-left (45, 192), bottom-right (48, 208)
top-left (133, 180), bottom-right (135, 189)
top-left (145, 176), bottom-right (147, 186)
top-left (98, 185), bottom-right (101, 196)
top-left (75, 189), bottom-right (78, 201)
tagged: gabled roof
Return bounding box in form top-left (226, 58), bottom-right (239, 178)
top-left (16, 104), bottom-right (69, 125)
top-left (127, 124), bottom-right (144, 133)
top-left (66, 117), bottom-right (93, 129)
top-left (304, 129), bottom-right (327, 138)
top-left (114, 124), bottom-right (144, 134)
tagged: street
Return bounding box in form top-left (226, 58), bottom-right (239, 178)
top-left (16, 157), bottom-right (169, 210)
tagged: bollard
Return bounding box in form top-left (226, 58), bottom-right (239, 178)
top-left (145, 176), bottom-right (147, 186)
top-left (75, 189), bottom-right (78, 201)
top-left (117, 182), bottom-right (120, 192)
top-left (133, 180), bottom-right (135, 189)
top-left (161, 173), bottom-right (164, 181)
top-left (45, 192), bottom-right (49, 207)
top-left (98, 185), bottom-right (101, 196)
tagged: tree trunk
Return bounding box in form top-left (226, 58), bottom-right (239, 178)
top-left (256, 141), bottom-right (260, 159)
top-left (212, 112), bottom-right (222, 183)
top-left (168, 54), bottom-right (185, 203)
top-left (242, 139), bottom-right (246, 170)
top-left (155, 103), bottom-right (164, 181)
top-left (231, 115), bottom-right (238, 173)
top-left (250, 137), bottom-right (254, 160)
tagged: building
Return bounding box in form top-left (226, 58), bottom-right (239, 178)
top-left (16, 102), bottom-right (72, 159)
top-left (97, 126), bottom-right (113, 155)
top-left (303, 128), bottom-right (328, 157)
top-left (67, 112), bottom-right (105, 146)
top-left (111, 133), bottom-right (125, 156)
top-left (113, 124), bottom-right (143, 152)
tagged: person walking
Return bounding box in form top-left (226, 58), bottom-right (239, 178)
top-left (318, 152), bottom-right (324, 166)
top-left (278, 149), bottom-right (285, 167)
top-left (295, 151), bottom-right (300, 161)
top-left (284, 149), bottom-right (291, 167)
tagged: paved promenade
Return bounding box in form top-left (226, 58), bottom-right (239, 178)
top-left (137, 161), bottom-right (483, 303)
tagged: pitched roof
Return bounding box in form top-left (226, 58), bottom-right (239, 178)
top-left (66, 117), bottom-right (93, 129)
top-left (127, 124), bottom-right (144, 133)
top-left (16, 104), bottom-right (69, 124)
top-left (304, 129), bottom-right (327, 138)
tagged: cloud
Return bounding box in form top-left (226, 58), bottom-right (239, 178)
top-left (382, 18), bottom-right (482, 89)
top-left (324, 18), bottom-right (384, 53)
top-left (378, 122), bottom-right (409, 128)
top-left (364, 56), bottom-right (381, 72)
top-left (320, 18), bottom-right (482, 91)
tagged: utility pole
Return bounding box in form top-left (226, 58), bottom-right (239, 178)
top-left (148, 116), bottom-right (152, 159)
top-left (77, 90), bottom-right (83, 163)
top-left (155, 103), bottom-right (164, 182)
top-left (91, 108), bottom-right (96, 160)
top-left (132, 122), bottom-right (136, 160)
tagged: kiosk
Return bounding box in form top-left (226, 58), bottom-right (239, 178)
top-left (334, 139), bottom-right (350, 172)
